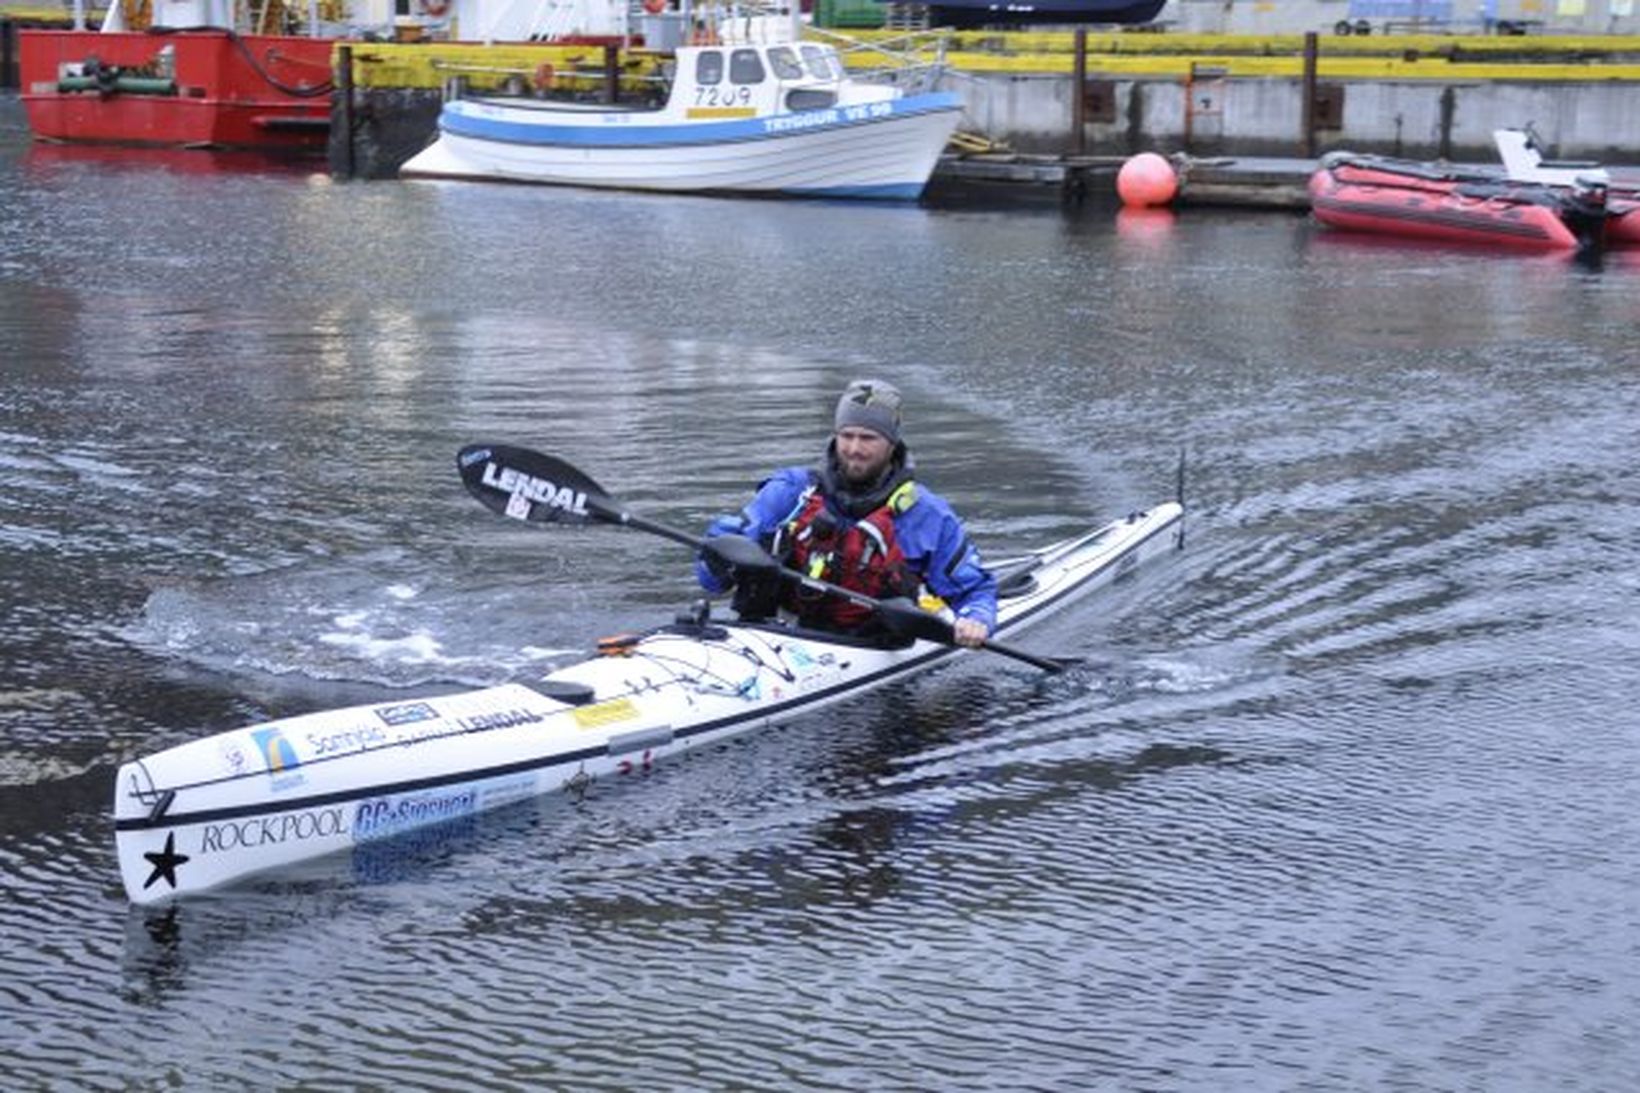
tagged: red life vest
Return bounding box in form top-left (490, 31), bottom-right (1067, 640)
top-left (775, 485), bottom-right (920, 630)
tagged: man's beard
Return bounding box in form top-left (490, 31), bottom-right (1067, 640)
top-left (839, 455), bottom-right (888, 488)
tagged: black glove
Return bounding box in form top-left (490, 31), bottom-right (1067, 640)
top-left (696, 515), bottom-right (749, 592)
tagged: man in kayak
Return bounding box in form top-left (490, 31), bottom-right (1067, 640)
top-left (695, 379), bottom-right (997, 648)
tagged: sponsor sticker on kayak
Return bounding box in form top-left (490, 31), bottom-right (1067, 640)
top-left (251, 726), bottom-right (305, 791)
top-left (219, 737), bottom-right (251, 777)
top-left (352, 775), bottom-right (537, 844)
top-left (375, 701), bottom-right (439, 727)
top-left (572, 696), bottom-right (640, 730)
top-left (200, 805), bottom-right (349, 854)
top-left (455, 708), bottom-right (544, 732)
top-left (308, 724), bottom-right (389, 758)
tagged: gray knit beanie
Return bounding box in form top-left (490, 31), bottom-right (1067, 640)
top-left (834, 379), bottom-right (903, 443)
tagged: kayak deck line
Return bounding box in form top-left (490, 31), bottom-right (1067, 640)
top-left (114, 625), bottom-right (958, 834)
top-left (114, 501), bottom-right (1183, 902)
top-left (111, 580), bottom-right (998, 824)
top-left (112, 641), bottom-right (959, 834)
top-left (114, 740), bottom-right (608, 834)
top-left (990, 508), bottom-right (1180, 638)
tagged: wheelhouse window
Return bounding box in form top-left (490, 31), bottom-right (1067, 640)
top-left (767, 47), bottom-right (804, 80)
top-left (729, 49), bottom-right (766, 84)
top-left (696, 51), bottom-right (724, 85)
top-left (801, 45), bottom-right (844, 81)
top-left (786, 89), bottom-right (837, 112)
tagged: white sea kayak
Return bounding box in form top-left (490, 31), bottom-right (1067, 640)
top-left (115, 460), bottom-right (1182, 903)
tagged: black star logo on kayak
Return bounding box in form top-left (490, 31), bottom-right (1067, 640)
top-left (142, 833), bottom-right (190, 891)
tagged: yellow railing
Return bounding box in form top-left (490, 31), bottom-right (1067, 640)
top-left (837, 28), bottom-right (1640, 59)
top-left (340, 42), bottom-right (667, 93)
top-left (332, 33), bottom-right (1640, 91)
top-left (824, 30), bottom-right (1640, 80)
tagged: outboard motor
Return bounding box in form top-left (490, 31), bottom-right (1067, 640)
top-left (1562, 175), bottom-right (1611, 253)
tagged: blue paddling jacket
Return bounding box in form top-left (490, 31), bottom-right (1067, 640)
top-left (695, 442), bottom-right (998, 633)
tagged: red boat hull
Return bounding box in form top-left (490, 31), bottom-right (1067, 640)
top-left (1309, 161), bottom-right (1583, 251)
top-left (1608, 199), bottom-right (1640, 247)
top-left (19, 29), bottom-right (334, 152)
top-left (1310, 152), bottom-right (1640, 252)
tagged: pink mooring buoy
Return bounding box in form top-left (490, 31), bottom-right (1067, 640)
top-left (1116, 152), bottom-right (1178, 208)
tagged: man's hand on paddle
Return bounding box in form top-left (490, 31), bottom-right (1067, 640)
top-left (953, 617), bottom-right (989, 648)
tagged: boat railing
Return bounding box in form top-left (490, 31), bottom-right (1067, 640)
top-left (476, 0), bottom-right (798, 46)
top-left (805, 26), bottom-right (950, 92)
top-left (427, 57), bottom-right (670, 103)
top-left (679, 0), bottom-right (804, 46)
top-left (480, 0), bottom-right (630, 46)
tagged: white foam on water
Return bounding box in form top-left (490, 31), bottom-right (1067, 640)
top-left (316, 627), bottom-right (446, 665)
top-left (519, 645), bottom-right (579, 662)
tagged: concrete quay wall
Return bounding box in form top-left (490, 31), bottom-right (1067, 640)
top-left (324, 37), bottom-right (1640, 178)
top-left (950, 70), bottom-right (1640, 162)
top-left (336, 73), bottom-right (1637, 179)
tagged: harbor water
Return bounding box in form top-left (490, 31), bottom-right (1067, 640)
top-left (2, 94), bottom-right (1638, 1089)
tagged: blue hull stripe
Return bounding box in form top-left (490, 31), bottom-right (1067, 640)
top-left (441, 92), bottom-right (963, 149)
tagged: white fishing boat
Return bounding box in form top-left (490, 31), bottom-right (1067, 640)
top-left (115, 445), bottom-right (1183, 903)
top-left (399, 38), bottom-right (963, 200)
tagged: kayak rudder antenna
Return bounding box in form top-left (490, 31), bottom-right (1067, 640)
top-left (1174, 445), bottom-right (1187, 550)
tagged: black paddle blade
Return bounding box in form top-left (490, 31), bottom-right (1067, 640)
top-left (703, 533), bottom-right (781, 574)
top-left (457, 444), bottom-right (613, 526)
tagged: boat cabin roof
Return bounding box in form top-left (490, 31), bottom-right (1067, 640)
top-left (638, 41), bottom-right (879, 119)
top-left (674, 42), bottom-right (849, 90)
top-left (466, 40), bottom-right (877, 121)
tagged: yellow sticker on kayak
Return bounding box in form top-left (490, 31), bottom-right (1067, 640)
top-left (572, 697), bottom-right (640, 730)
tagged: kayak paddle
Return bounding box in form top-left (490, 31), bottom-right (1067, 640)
top-left (456, 443), bottom-right (1077, 673)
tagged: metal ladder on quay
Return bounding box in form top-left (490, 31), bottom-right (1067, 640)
top-left (882, 3), bottom-right (931, 32)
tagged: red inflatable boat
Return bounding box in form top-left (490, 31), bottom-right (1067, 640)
top-left (1309, 152), bottom-right (1615, 252)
